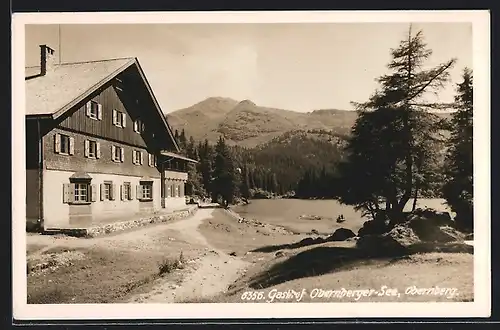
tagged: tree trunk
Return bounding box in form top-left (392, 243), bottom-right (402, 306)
top-left (411, 180), bottom-right (419, 212)
top-left (394, 25), bottom-right (414, 224)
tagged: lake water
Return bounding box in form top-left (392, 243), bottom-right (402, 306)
top-left (232, 198), bottom-right (450, 235)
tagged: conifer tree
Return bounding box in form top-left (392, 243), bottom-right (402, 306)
top-left (443, 68), bottom-right (473, 232)
top-left (212, 136), bottom-right (238, 207)
top-left (336, 25), bottom-right (456, 223)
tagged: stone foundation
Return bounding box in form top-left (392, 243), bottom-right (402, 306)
top-left (44, 206), bottom-right (197, 238)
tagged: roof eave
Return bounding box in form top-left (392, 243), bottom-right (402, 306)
top-left (25, 114), bottom-right (55, 120)
top-left (160, 150), bottom-right (198, 164)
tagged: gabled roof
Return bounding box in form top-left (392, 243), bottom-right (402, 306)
top-left (25, 57), bottom-right (180, 152)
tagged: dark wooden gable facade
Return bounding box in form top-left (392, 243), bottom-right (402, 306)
top-left (53, 64), bottom-right (177, 153)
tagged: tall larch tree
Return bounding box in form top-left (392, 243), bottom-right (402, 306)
top-left (336, 25), bottom-right (456, 223)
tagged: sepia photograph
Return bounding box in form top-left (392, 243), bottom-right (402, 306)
top-left (12, 10), bottom-right (490, 320)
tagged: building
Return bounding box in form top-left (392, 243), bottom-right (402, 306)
top-left (26, 45), bottom-right (197, 231)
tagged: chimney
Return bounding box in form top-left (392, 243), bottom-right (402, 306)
top-left (40, 45), bottom-right (56, 76)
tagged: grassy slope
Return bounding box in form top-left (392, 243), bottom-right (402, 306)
top-left (220, 251), bottom-right (473, 303)
top-left (26, 227), bottom-right (207, 304)
top-left (194, 206), bottom-right (473, 303)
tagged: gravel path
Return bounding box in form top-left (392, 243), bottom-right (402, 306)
top-left (125, 209), bottom-right (249, 303)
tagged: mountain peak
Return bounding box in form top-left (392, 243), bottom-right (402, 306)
top-left (198, 96), bottom-right (239, 105)
top-left (237, 99), bottom-right (257, 107)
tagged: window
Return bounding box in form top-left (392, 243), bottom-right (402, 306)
top-left (112, 109), bottom-right (126, 128)
top-left (104, 182), bottom-right (111, 200)
top-left (167, 185), bottom-right (172, 198)
top-left (143, 184), bottom-right (152, 199)
top-left (100, 181), bottom-right (114, 201)
top-left (54, 133), bottom-right (74, 155)
top-left (63, 182), bottom-right (97, 204)
top-left (175, 185), bottom-right (180, 197)
top-left (137, 181), bottom-right (153, 201)
top-left (74, 183), bottom-right (89, 202)
top-left (121, 182), bottom-right (132, 201)
top-left (84, 140), bottom-right (100, 159)
top-left (148, 153), bottom-right (157, 167)
top-left (134, 119), bottom-right (145, 134)
top-left (133, 150), bottom-right (143, 165)
top-left (85, 100), bottom-right (102, 120)
top-left (63, 173), bottom-right (97, 204)
top-left (111, 145), bottom-right (124, 162)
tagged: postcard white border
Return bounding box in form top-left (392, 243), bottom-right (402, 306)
top-left (12, 10), bottom-right (491, 320)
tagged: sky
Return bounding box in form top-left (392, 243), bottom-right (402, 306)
top-left (25, 23), bottom-right (472, 113)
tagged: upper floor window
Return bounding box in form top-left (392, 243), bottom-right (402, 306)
top-left (84, 140), bottom-right (101, 159)
top-left (148, 153), bottom-right (157, 167)
top-left (111, 145), bottom-right (124, 163)
top-left (134, 119), bottom-right (145, 134)
top-left (112, 109), bottom-right (126, 128)
top-left (85, 101), bottom-right (102, 120)
top-left (54, 133), bottom-right (74, 155)
top-left (133, 150), bottom-right (143, 165)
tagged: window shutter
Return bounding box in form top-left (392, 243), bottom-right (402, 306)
top-left (91, 184), bottom-right (97, 202)
top-left (54, 133), bottom-right (61, 153)
top-left (120, 185), bottom-right (125, 201)
top-left (84, 140), bottom-right (89, 158)
top-left (97, 104), bottom-right (103, 120)
top-left (129, 184), bottom-right (135, 200)
top-left (140, 152), bottom-right (143, 165)
top-left (136, 184), bottom-right (143, 199)
top-left (100, 183), bottom-right (105, 201)
top-left (133, 150), bottom-right (137, 165)
top-left (122, 113), bottom-right (126, 127)
top-left (120, 147), bottom-right (125, 162)
top-left (112, 109), bottom-right (117, 125)
top-left (96, 142), bottom-right (101, 159)
top-left (134, 121), bottom-right (138, 133)
top-left (111, 184), bottom-right (116, 200)
top-left (154, 155), bottom-right (157, 167)
top-left (63, 183), bottom-right (71, 203)
top-left (69, 137), bottom-right (75, 155)
top-left (85, 101), bottom-right (91, 117)
top-left (148, 153), bottom-right (152, 167)
top-left (111, 145), bottom-right (116, 161)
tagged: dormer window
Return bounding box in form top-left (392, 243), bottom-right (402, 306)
top-left (134, 119), bottom-right (145, 134)
top-left (85, 101), bottom-right (102, 120)
top-left (112, 109), bottom-right (126, 128)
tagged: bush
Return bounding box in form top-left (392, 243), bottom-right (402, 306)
top-left (356, 235), bottom-right (408, 257)
top-left (158, 252), bottom-right (185, 275)
top-left (327, 228), bottom-right (356, 241)
top-left (357, 218), bottom-right (390, 237)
